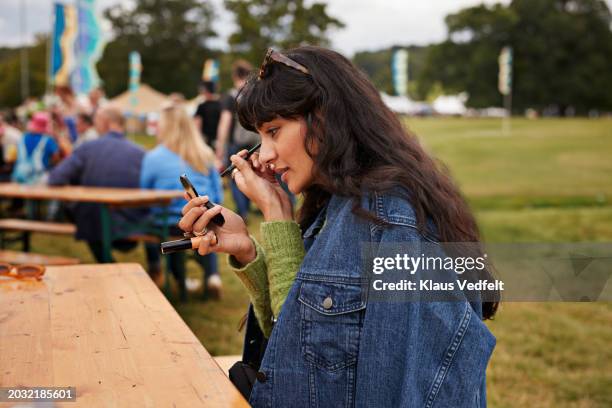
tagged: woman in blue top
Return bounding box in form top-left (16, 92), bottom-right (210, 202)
top-left (179, 47), bottom-right (498, 407)
top-left (141, 102), bottom-right (223, 301)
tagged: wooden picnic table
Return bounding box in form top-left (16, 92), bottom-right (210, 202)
top-left (0, 183), bottom-right (184, 262)
top-left (0, 263), bottom-right (248, 407)
top-left (0, 183), bottom-right (182, 207)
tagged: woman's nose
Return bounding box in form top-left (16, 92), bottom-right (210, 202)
top-left (258, 139), bottom-right (276, 166)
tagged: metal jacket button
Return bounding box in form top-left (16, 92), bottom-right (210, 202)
top-left (256, 371), bottom-right (267, 383)
top-left (322, 296), bottom-right (333, 310)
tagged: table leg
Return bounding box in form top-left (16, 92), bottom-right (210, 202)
top-left (100, 205), bottom-right (113, 263)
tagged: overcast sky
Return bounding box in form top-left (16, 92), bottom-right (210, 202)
top-left (1, 0), bottom-right (611, 56)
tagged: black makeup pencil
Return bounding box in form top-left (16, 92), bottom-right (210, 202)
top-left (220, 142), bottom-right (262, 177)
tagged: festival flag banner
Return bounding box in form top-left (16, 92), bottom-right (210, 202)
top-left (202, 59), bottom-right (220, 83)
top-left (71, 0), bottom-right (105, 94)
top-left (51, 3), bottom-right (78, 87)
top-left (498, 46), bottom-right (513, 96)
top-left (129, 51), bottom-right (142, 108)
top-left (391, 48), bottom-right (409, 97)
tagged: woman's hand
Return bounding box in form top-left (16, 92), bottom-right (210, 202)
top-left (230, 150), bottom-right (293, 221)
top-left (178, 194), bottom-right (256, 264)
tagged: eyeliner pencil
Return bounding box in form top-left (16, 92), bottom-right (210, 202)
top-left (161, 235), bottom-right (218, 254)
top-left (220, 142), bottom-right (262, 177)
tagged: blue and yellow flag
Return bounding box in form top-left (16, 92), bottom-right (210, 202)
top-left (129, 51), bottom-right (142, 108)
top-left (51, 1), bottom-right (105, 93)
top-left (391, 49), bottom-right (409, 97)
top-left (72, 0), bottom-right (104, 94)
top-left (51, 3), bottom-right (78, 87)
top-left (202, 59), bottom-right (220, 83)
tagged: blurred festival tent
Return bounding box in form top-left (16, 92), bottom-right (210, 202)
top-left (108, 84), bottom-right (169, 115)
top-left (432, 93), bottom-right (468, 116)
top-left (380, 93), bottom-right (432, 116)
top-left (108, 84), bottom-right (169, 133)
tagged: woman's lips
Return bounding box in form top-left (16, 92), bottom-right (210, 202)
top-left (276, 168), bottom-right (289, 183)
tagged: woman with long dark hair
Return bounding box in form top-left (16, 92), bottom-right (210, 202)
top-left (179, 46), bottom-right (497, 407)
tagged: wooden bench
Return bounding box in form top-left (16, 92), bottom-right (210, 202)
top-left (0, 219), bottom-right (76, 234)
top-left (0, 249), bottom-right (80, 266)
top-left (214, 355), bottom-right (242, 376)
top-left (0, 219), bottom-right (76, 251)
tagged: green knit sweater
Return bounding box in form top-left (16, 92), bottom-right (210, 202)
top-left (228, 221), bottom-right (305, 337)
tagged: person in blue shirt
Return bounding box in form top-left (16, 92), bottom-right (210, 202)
top-left (141, 101), bottom-right (224, 301)
top-left (49, 107), bottom-right (148, 264)
top-left (12, 112), bottom-right (60, 185)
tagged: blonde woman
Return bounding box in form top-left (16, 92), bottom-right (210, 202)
top-left (141, 102), bottom-right (223, 301)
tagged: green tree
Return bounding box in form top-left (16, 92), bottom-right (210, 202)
top-left (224, 0), bottom-right (344, 65)
top-left (511, 0), bottom-right (612, 113)
top-left (98, 0), bottom-right (217, 98)
top-left (418, 0), bottom-right (612, 113)
top-left (418, 3), bottom-right (518, 108)
top-left (0, 36), bottom-right (47, 108)
top-left (353, 45), bottom-right (431, 98)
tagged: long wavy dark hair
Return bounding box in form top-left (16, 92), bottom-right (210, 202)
top-left (236, 46), bottom-right (498, 319)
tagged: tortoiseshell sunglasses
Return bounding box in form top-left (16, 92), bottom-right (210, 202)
top-left (258, 48), bottom-right (310, 79)
top-left (0, 263), bottom-right (46, 280)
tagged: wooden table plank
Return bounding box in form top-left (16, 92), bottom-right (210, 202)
top-left (0, 263), bottom-right (248, 407)
top-left (0, 250), bottom-right (80, 266)
top-left (0, 183), bottom-right (182, 206)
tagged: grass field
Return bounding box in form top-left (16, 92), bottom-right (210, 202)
top-left (21, 118), bottom-right (612, 407)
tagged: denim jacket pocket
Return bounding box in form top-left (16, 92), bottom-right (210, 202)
top-left (298, 277), bottom-right (367, 372)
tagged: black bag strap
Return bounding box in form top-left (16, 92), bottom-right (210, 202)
top-left (229, 362), bottom-right (258, 400)
top-left (241, 304), bottom-right (269, 368)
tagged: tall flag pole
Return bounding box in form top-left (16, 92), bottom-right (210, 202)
top-left (498, 46), bottom-right (513, 135)
top-left (20, 0), bottom-right (30, 101)
top-left (391, 48), bottom-right (409, 97)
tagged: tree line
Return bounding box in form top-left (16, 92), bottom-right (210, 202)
top-left (1, 0), bottom-right (611, 114)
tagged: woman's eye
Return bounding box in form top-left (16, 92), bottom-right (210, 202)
top-left (268, 127), bottom-right (279, 137)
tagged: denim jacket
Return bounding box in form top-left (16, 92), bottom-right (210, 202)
top-left (249, 190), bottom-right (496, 408)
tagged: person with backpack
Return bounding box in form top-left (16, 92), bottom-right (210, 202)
top-left (12, 112), bottom-right (62, 185)
top-left (215, 60), bottom-right (261, 222)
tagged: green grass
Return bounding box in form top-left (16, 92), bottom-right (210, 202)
top-left (17, 118), bottom-right (612, 407)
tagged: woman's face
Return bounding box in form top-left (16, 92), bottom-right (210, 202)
top-left (257, 116), bottom-right (315, 194)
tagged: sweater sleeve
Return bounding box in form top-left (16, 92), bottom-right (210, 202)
top-left (260, 221), bottom-right (305, 317)
top-left (227, 221), bottom-right (305, 337)
top-left (228, 237), bottom-right (274, 337)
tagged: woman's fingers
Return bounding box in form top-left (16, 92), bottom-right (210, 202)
top-left (192, 205), bottom-right (223, 233)
top-left (181, 195), bottom-right (209, 216)
top-left (230, 154), bottom-right (257, 183)
top-left (178, 206), bottom-right (204, 232)
top-left (197, 231), bottom-right (219, 256)
top-left (250, 152), bottom-right (262, 170)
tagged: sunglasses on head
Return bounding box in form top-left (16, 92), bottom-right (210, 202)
top-left (258, 48), bottom-right (310, 80)
top-left (0, 263), bottom-right (46, 281)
